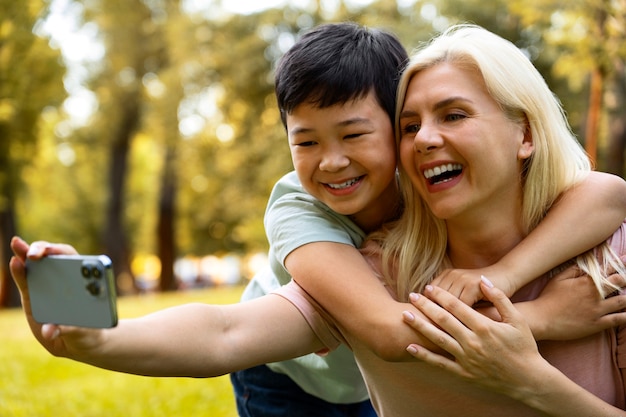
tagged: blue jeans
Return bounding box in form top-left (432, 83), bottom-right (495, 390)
top-left (230, 365), bottom-right (377, 417)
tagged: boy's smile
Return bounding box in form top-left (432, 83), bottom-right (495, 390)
top-left (287, 92), bottom-right (398, 232)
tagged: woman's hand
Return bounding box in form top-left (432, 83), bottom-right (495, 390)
top-left (402, 278), bottom-right (626, 416)
top-left (402, 278), bottom-right (544, 397)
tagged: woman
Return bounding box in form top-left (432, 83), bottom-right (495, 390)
top-left (375, 23), bottom-right (626, 414)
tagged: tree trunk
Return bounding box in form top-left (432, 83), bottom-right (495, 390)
top-left (584, 67), bottom-right (603, 165)
top-left (606, 61), bottom-right (626, 178)
top-left (0, 137), bottom-right (22, 308)
top-left (103, 92), bottom-right (140, 294)
top-left (0, 205), bottom-right (21, 307)
top-left (157, 144), bottom-right (177, 292)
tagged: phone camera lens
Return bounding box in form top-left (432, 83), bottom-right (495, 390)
top-left (92, 267), bottom-right (102, 279)
top-left (81, 266), bottom-right (91, 278)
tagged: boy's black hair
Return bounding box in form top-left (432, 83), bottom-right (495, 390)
top-left (275, 22), bottom-right (408, 126)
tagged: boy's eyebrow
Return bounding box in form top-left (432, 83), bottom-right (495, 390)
top-left (399, 96), bottom-right (473, 119)
top-left (289, 117), bottom-right (373, 136)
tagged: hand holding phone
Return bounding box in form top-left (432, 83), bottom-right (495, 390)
top-left (26, 255), bottom-right (118, 328)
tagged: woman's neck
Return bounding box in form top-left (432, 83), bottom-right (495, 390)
top-left (445, 208), bottom-right (526, 269)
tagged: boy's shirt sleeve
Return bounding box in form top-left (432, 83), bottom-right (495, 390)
top-left (265, 172), bottom-right (366, 286)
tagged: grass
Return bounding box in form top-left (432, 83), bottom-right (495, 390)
top-left (0, 286), bottom-right (246, 417)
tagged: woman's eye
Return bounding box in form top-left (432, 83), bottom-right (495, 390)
top-left (402, 123), bottom-right (420, 134)
top-left (445, 113), bottom-right (466, 122)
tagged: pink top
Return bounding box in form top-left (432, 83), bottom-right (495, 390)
top-left (273, 222), bottom-right (626, 417)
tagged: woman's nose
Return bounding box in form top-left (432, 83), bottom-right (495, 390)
top-left (413, 123), bottom-right (444, 154)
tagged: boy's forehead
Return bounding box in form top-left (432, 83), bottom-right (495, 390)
top-left (289, 92), bottom-right (383, 118)
top-left (286, 95), bottom-right (391, 136)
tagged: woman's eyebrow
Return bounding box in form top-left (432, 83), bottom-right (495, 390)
top-left (432, 96), bottom-right (473, 111)
top-left (399, 96), bottom-right (474, 119)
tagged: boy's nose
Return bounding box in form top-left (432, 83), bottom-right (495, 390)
top-left (319, 151), bottom-right (350, 172)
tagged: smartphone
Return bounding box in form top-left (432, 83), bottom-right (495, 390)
top-left (26, 255), bottom-right (118, 328)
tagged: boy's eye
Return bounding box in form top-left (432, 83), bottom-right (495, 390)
top-left (295, 141), bottom-right (316, 147)
top-left (344, 133), bottom-right (363, 139)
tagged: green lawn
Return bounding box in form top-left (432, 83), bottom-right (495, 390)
top-left (0, 286), bottom-right (246, 417)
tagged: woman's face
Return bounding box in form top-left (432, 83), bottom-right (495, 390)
top-left (398, 63), bottom-right (533, 223)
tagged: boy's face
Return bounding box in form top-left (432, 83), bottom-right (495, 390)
top-left (286, 92), bottom-right (398, 231)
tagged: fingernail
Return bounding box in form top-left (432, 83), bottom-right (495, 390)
top-left (425, 285), bottom-right (433, 292)
top-left (481, 275), bottom-right (494, 288)
top-left (402, 311), bottom-right (415, 321)
top-left (27, 243), bottom-right (42, 257)
top-left (409, 292), bottom-right (420, 302)
top-left (51, 328), bottom-right (61, 339)
top-left (407, 345), bottom-right (418, 354)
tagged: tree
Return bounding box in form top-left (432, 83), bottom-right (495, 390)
top-left (153, 1), bottom-right (185, 291)
top-left (509, 0), bottom-right (626, 175)
top-left (0, 0), bottom-right (65, 306)
top-left (80, 0), bottom-right (168, 292)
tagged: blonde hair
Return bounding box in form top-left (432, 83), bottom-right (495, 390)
top-left (377, 24), bottom-right (623, 301)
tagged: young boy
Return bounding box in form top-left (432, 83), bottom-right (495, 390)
top-left (230, 22), bottom-right (626, 417)
top-left (230, 22), bottom-right (406, 416)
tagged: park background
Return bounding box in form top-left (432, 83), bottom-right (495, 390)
top-left (1, 0), bottom-right (626, 415)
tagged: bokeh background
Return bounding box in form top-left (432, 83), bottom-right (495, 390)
top-left (2, 0), bottom-right (625, 415)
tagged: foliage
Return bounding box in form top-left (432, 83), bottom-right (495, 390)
top-left (3, 0), bottom-right (625, 299)
top-left (0, 0), bottom-right (66, 305)
top-left (0, 286), bottom-right (244, 416)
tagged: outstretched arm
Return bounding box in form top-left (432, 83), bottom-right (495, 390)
top-left (11, 237), bottom-right (321, 377)
top-left (403, 281), bottom-right (626, 417)
top-left (432, 171), bottom-right (626, 305)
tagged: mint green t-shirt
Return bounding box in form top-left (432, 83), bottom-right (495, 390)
top-left (240, 171), bottom-right (369, 404)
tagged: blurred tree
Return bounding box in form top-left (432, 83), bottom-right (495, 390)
top-left (79, 0), bottom-right (168, 292)
top-left (0, 0), bottom-right (65, 307)
top-left (153, 0), bottom-right (185, 291)
top-left (509, 0), bottom-right (626, 175)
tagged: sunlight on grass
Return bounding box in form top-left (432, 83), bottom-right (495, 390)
top-left (0, 286), bottom-right (246, 417)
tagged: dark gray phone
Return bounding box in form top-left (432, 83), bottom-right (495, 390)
top-left (26, 255), bottom-right (118, 328)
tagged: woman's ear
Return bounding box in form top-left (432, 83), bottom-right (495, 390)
top-left (517, 123), bottom-right (534, 160)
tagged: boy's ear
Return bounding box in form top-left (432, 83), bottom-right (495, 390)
top-left (517, 122), bottom-right (534, 160)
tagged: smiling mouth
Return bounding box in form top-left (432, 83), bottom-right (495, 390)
top-left (423, 163), bottom-right (463, 185)
top-left (326, 176), bottom-right (363, 190)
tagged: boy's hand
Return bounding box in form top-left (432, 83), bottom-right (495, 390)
top-left (525, 263), bottom-right (626, 341)
top-left (9, 236), bottom-right (100, 358)
top-left (431, 266), bottom-right (516, 306)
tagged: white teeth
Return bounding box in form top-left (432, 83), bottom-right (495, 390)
top-left (423, 163), bottom-right (462, 180)
top-left (327, 177), bottom-right (360, 189)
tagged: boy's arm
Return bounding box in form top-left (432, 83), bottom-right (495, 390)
top-left (433, 171), bottom-right (626, 305)
top-left (478, 264), bottom-right (626, 341)
top-left (285, 241), bottom-right (440, 361)
top-left (11, 237), bottom-right (321, 377)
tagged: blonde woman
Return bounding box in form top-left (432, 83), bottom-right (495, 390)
top-left (381, 24), bottom-right (626, 415)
